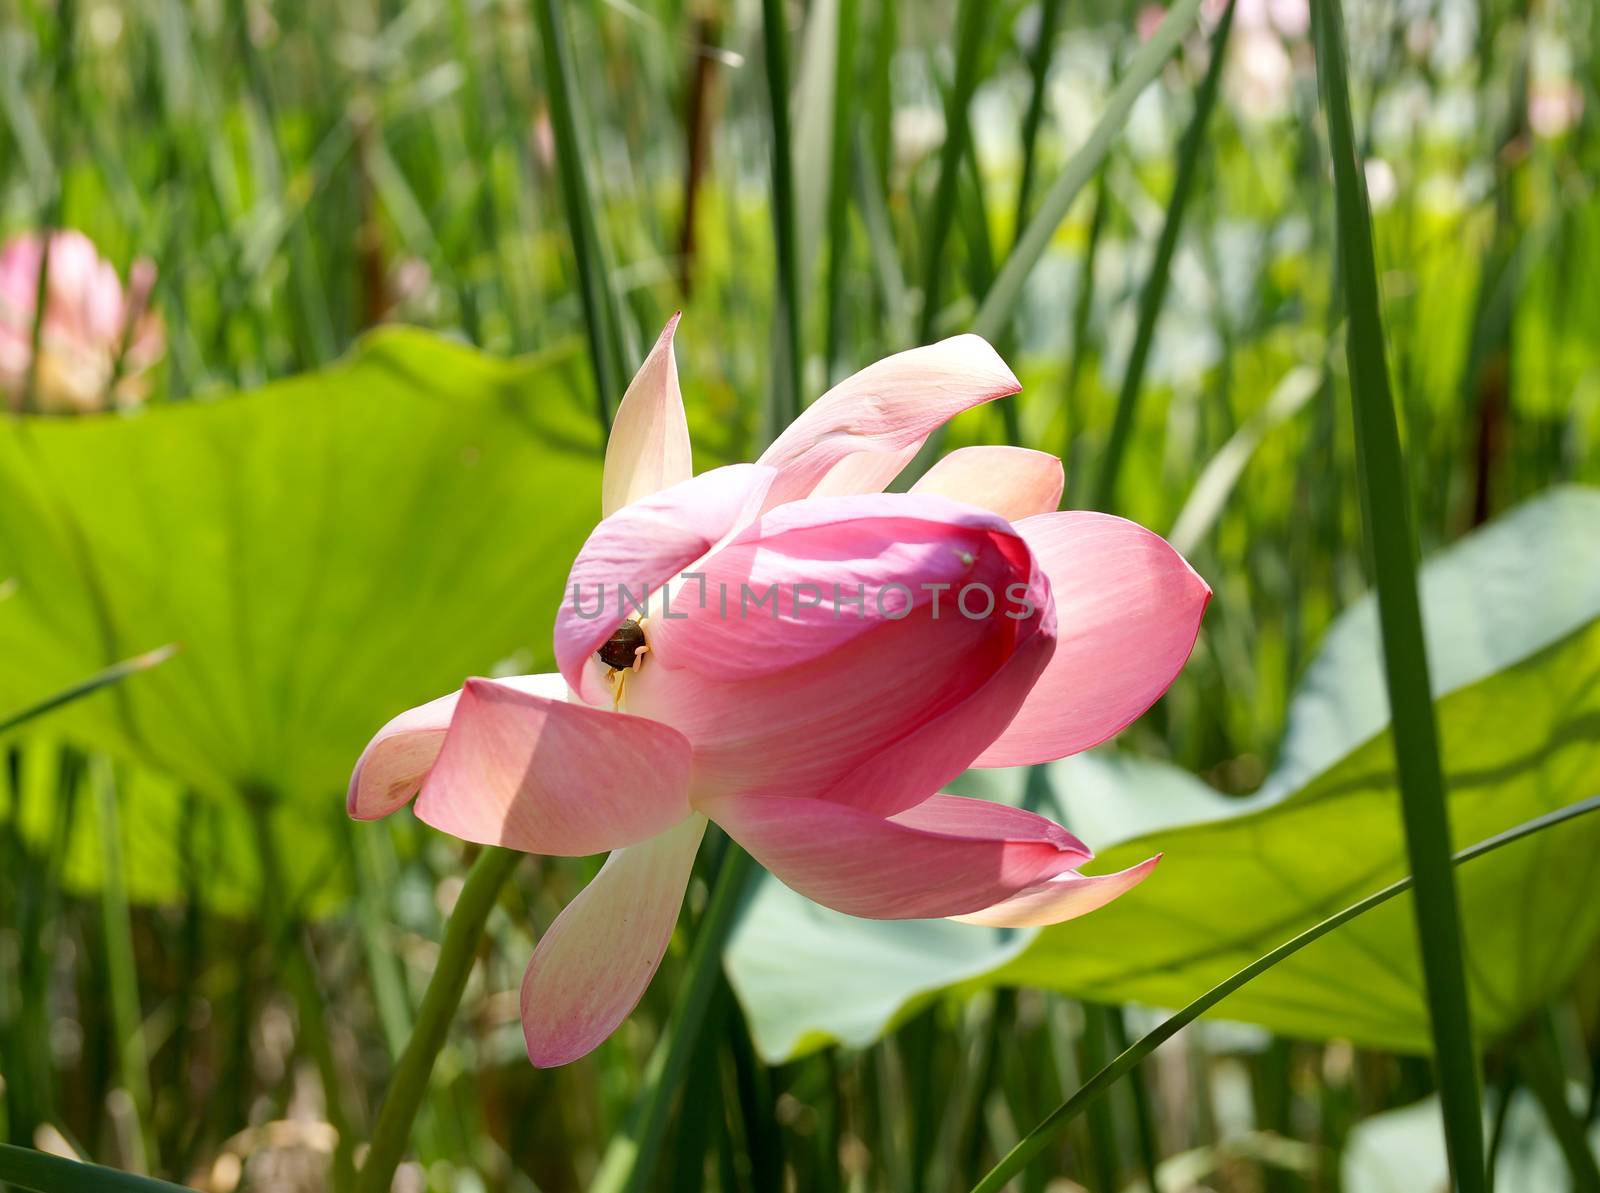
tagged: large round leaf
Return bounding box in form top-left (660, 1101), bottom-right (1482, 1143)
top-left (726, 486), bottom-right (1600, 1059)
top-left (0, 329), bottom-right (603, 808)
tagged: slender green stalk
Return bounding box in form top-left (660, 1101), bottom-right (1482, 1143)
top-left (852, 130), bottom-right (912, 347)
top-left (1094, 0), bottom-right (1234, 512)
top-left (1105, 1008), bottom-right (1160, 1191)
top-left (761, 0), bottom-right (804, 431)
top-left (20, 0), bottom-right (71, 415)
top-left (0, 646), bottom-right (176, 737)
top-left (354, 845), bottom-right (520, 1193)
top-left (972, 0), bottom-right (1203, 343)
top-left (917, 0), bottom-right (988, 344)
top-left (1061, 174), bottom-right (1108, 506)
top-left (967, 795), bottom-right (1600, 1193)
top-left (251, 800), bottom-right (356, 1193)
top-left (1311, 0), bottom-right (1486, 1187)
top-left (823, 0), bottom-right (862, 380)
top-left (867, 0), bottom-right (898, 191)
top-left (1518, 1017), bottom-right (1600, 1192)
top-left (3, 750), bottom-right (78, 1145)
top-left (228, 0), bottom-right (335, 367)
top-left (21, 227), bottom-right (53, 415)
top-left (0, 1143), bottom-right (193, 1193)
top-left (1013, 0), bottom-right (1063, 240)
top-left (1076, 1004), bottom-right (1121, 1191)
top-left (536, 0), bottom-right (626, 428)
top-left (590, 844), bottom-right (756, 1193)
top-left (727, 998), bottom-right (784, 1193)
top-left (91, 758), bottom-right (156, 1174)
top-left (1484, 1072), bottom-right (1517, 1193)
top-left (347, 819), bottom-right (414, 1060)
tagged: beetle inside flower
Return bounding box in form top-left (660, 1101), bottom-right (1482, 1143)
top-left (349, 317), bottom-right (1210, 1067)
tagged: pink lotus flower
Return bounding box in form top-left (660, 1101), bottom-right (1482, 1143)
top-left (0, 229), bottom-right (164, 414)
top-left (349, 318), bottom-right (1210, 1067)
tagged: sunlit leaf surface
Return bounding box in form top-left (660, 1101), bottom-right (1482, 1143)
top-left (0, 329), bottom-right (601, 903)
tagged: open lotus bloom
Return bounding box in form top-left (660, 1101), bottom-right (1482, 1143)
top-left (0, 229), bottom-right (164, 414)
top-left (349, 317), bottom-right (1210, 1066)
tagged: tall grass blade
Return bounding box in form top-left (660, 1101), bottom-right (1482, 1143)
top-left (1518, 1017), bottom-right (1600, 1192)
top-left (248, 800), bottom-right (356, 1192)
top-left (1311, 0), bottom-right (1486, 1187)
top-left (1076, 1004), bottom-right (1122, 1191)
top-left (917, 0), bottom-right (989, 344)
top-left (823, 0), bottom-right (862, 380)
top-left (972, 0), bottom-right (1203, 343)
top-left (967, 795), bottom-right (1600, 1193)
top-left (1105, 1009), bottom-right (1161, 1190)
top-left (1094, 0), bottom-right (1234, 512)
top-left (535, 0), bottom-right (627, 428)
top-left (1061, 174), bottom-right (1109, 505)
top-left (1013, 0), bottom-right (1063, 240)
top-left (1167, 364), bottom-right (1321, 556)
top-left (0, 646), bottom-right (177, 737)
top-left (0, 1143), bottom-right (194, 1192)
top-left (91, 758), bottom-right (156, 1174)
top-left (761, 0), bottom-right (804, 433)
top-left (852, 130), bottom-right (912, 348)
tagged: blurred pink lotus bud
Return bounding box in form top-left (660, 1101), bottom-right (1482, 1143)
top-left (1137, 4), bottom-right (1167, 42)
top-left (1266, 0), bottom-right (1308, 39)
top-left (1529, 79), bottom-right (1583, 139)
top-left (1226, 27), bottom-right (1296, 121)
top-left (0, 229), bottom-right (164, 414)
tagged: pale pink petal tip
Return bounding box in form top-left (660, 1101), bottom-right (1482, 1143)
top-left (347, 689), bottom-right (460, 821)
top-left (521, 816), bottom-right (706, 1066)
top-left (601, 312), bottom-right (693, 517)
top-left (755, 333), bottom-right (1022, 507)
top-left (911, 445), bottom-right (1064, 521)
top-left (951, 853), bottom-right (1162, 929)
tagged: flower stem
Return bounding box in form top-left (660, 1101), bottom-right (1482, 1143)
top-left (591, 841), bottom-right (755, 1193)
top-left (355, 845), bottom-right (522, 1193)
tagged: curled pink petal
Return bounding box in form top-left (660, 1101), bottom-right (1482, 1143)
top-left (910, 446), bottom-right (1064, 520)
top-left (347, 672), bottom-right (567, 820)
top-left (705, 792), bottom-right (1090, 919)
top-left (756, 335), bottom-right (1020, 508)
top-left (625, 495), bottom-right (1055, 813)
top-left (555, 463), bottom-right (776, 703)
top-left (415, 677), bottom-right (693, 857)
top-left (950, 854), bottom-right (1161, 928)
top-left (521, 815), bottom-right (706, 1067)
top-left (975, 512), bottom-right (1210, 767)
top-left (647, 491), bottom-right (1036, 681)
top-left (810, 603), bottom-right (1053, 816)
top-left (602, 313), bottom-right (693, 517)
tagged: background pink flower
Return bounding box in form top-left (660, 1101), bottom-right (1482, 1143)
top-left (0, 229), bottom-right (164, 414)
